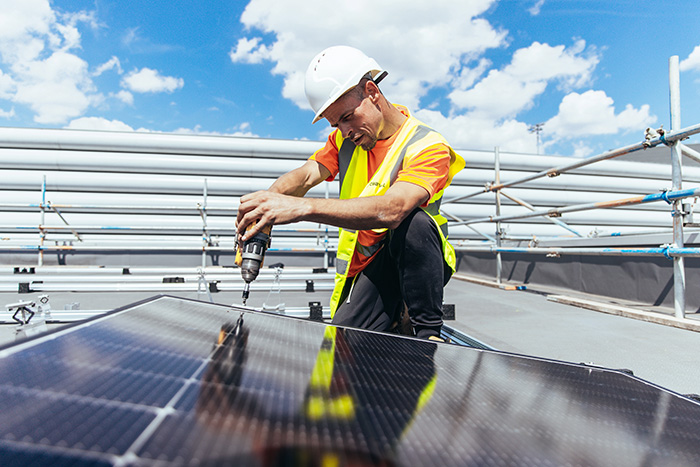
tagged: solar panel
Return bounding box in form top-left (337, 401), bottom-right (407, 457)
top-left (1, 295), bottom-right (700, 466)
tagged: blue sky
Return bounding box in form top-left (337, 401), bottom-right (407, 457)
top-left (1, 0), bottom-right (700, 157)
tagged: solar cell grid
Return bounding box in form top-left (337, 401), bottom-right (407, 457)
top-left (1, 295), bottom-right (700, 466)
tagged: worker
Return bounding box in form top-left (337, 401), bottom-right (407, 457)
top-left (236, 45), bottom-right (465, 341)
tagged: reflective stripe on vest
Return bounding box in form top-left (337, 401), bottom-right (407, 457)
top-left (329, 112), bottom-right (465, 314)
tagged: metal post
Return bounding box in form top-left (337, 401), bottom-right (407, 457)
top-left (201, 178), bottom-right (208, 271)
top-left (39, 175), bottom-right (46, 267)
top-left (494, 147), bottom-right (502, 284)
top-left (669, 56), bottom-right (686, 318)
top-left (198, 179), bottom-right (208, 298)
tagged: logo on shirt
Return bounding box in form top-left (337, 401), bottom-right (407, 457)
top-left (368, 181), bottom-right (387, 188)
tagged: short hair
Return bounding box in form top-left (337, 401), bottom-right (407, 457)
top-left (353, 74), bottom-right (381, 99)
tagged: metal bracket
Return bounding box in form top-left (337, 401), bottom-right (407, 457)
top-left (8, 301), bottom-right (36, 325)
top-left (6, 295), bottom-right (52, 325)
top-left (262, 265), bottom-right (286, 314)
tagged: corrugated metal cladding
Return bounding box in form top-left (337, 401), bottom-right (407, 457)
top-left (1, 296), bottom-right (700, 466)
top-left (2, 127), bottom-right (699, 268)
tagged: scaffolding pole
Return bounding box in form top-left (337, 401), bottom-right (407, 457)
top-left (452, 186), bottom-right (700, 226)
top-left (39, 176), bottom-right (46, 267)
top-left (495, 147), bottom-right (502, 284)
top-left (669, 56), bottom-right (686, 318)
top-left (499, 189), bottom-right (583, 237)
top-left (455, 245), bottom-right (700, 258)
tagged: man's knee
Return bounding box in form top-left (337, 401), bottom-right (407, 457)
top-left (395, 208), bottom-right (434, 235)
top-left (390, 208), bottom-right (441, 255)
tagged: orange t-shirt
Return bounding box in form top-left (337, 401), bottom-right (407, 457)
top-left (310, 109), bottom-right (451, 277)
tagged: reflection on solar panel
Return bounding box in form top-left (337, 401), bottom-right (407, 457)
top-left (1, 295), bottom-right (700, 466)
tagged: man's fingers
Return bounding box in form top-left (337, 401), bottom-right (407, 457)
top-left (239, 210), bottom-right (272, 242)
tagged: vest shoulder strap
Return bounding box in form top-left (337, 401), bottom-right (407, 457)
top-left (338, 138), bottom-right (356, 197)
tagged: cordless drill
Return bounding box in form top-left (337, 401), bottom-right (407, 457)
top-left (235, 222), bottom-right (272, 306)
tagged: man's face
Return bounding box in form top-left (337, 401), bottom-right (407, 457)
top-left (323, 84), bottom-right (383, 151)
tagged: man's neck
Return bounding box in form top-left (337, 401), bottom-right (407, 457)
top-left (377, 102), bottom-right (408, 140)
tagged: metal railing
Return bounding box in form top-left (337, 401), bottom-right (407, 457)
top-left (443, 56), bottom-right (700, 319)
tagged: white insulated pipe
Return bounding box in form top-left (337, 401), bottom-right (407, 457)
top-left (3, 166), bottom-right (694, 197)
top-left (1, 185), bottom-right (682, 213)
top-left (1, 127), bottom-right (698, 180)
top-left (1, 204), bottom-right (676, 229)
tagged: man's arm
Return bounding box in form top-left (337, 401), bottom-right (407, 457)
top-left (267, 159), bottom-right (331, 197)
top-left (236, 159), bottom-right (330, 240)
top-left (237, 180), bottom-right (429, 242)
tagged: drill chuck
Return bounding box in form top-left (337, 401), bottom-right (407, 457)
top-left (240, 258), bottom-right (261, 283)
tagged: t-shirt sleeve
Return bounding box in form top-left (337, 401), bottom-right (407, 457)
top-left (309, 130), bottom-right (341, 182)
top-left (395, 142), bottom-right (451, 206)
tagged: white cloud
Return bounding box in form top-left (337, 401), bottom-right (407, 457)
top-left (450, 58), bottom-right (491, 93)
top-left (53, 10), bottom-right (98, 52)
top-left (416, 108), bottom-right (537, 153)
top-left (680, 45), bottom-right (700, 72)
top-left (113, 90), bottom-right (134, 105)
top-left (13, 51), bottom-right (96, 124)
top-left (122, 68), bottom-right (184, 94)
top-left (0, 69), bottom-right (15, 98)
top-left (451, 71), bottom-right (548, 120)
top-left (0, 0), bottom-right (102, 123)
top-left (230, 37), bottom-right (271, 64)
top-left (0, 106), bottom-right (14, 118)
top-left (230, 0), bottom-right (506, 111)
top-left (172, 123), bottom-right (257, 138)
top-left (529, 0), bottom-right (545, 16)
top-left (545, 90), bottom-right (655, 138)
top-left (449, 40), bottom-right (598, 119)
top-left (93, 56), bottom-right (123, 76)
top-left (571, 141), bottom-right (594, 158)
top-left (65, 116), bottom-right (135, 131)
top-left (0, 0), bottom-right (55, 63)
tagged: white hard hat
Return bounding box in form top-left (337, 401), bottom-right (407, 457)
top-left (304, 45), bottom-right (386, 124)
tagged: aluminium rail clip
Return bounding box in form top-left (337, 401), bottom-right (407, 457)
top-left (5, 294), bottom-right (52, 340)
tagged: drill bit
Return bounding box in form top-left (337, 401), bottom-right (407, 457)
top-left (242, 282), bottom-right (250, 306)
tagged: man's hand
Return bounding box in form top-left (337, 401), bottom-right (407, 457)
top-left (236, 191), bottom-right (310, 242)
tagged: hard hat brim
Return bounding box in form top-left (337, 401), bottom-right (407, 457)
top-left (310, 69), bottom-right (387, 124)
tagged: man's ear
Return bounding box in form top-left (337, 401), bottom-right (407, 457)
top-left (365, 80), bottom-right (381, 103)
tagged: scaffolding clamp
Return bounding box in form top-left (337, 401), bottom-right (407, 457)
top-left (683, 202), bottom-right (694, 224)
top-left (660, 189), bottom-right (673, 205)
top-left (660, 243), bottom-right (674, 261)
top-left (644, 126), bottom-right (672, 148)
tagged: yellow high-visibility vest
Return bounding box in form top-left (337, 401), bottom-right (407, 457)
top-left (329, 112), bottom-right (465, 316)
